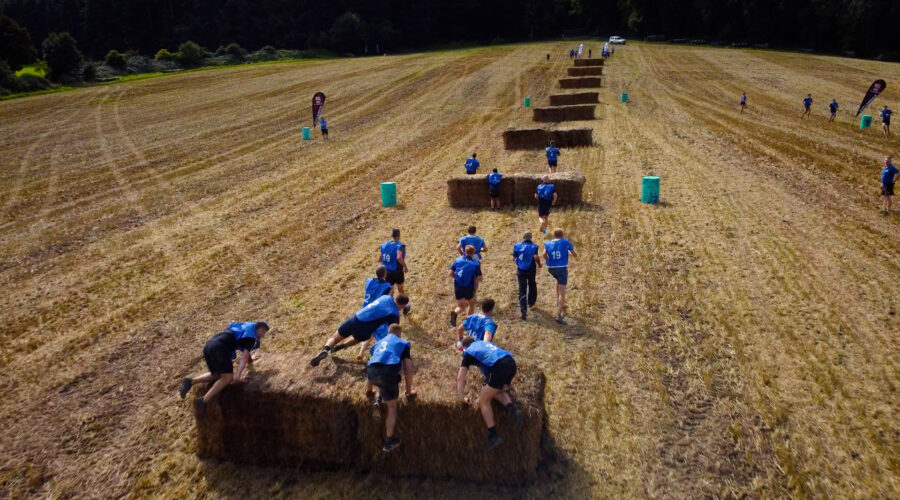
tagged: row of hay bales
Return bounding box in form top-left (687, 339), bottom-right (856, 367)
top-left (447, 171), bottom-right (586, 208)
top-left (532, 104), bottom-right (596, 122)
top-left (502, 128), bottom-right (593, 150)
top-left (567, 66), bottom-right (603, 76)
top-left (574, 58), bottom-right (604, 67)
top-left (548, 92), bottom-right (598, 106)
top-left (559, 77), bottom-right (602, 89)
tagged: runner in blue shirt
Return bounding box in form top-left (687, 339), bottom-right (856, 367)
top-left (535, 176), bottom-right (557, 234)
top-left (457, 225), bottom-right (488, 260)
top-left (881, 106), bottom-right (892, 135)
top-left (178, 321), bottom-right (270, 417)
top-left (739, 93), bottom-right (747, 114)
top-left (512, 231), bottom-right (542, 320)
top-left (801, 94), bottom-right (812, 119)
top-left (329, 266), bottom-right (395, 359)
top-left (545, 141), bottom-right (560, 173)
top-left (457, 337), bottom-right (524, 451)
top-left (310, 294), bottom-right (410, 366)
top-left (543, 229), bottom-right (578, 324)
top-left (365, 324), bottom-right (415, 452)
top-left (456, 298), bottom-right (498, 347)
top-left (882, 156), bottom-right (898, 215)
top-left (319, 117), bottom-right (328, 139)
top-left (448, 246), bottom-right (482, 327)
top-left (488, 168), bottom-right (503, 209)
top-left (464, 152), bottom-right (480, 175)
top-left (379, 228), bottom-right (409, 298)
top-left (829, 99), bottom-right (838, 122)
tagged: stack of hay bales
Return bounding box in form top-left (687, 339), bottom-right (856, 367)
top-left (567, 66), bottom-right (603, 76)
top-left (447, 171), bottom-right (586, 208)
top-left (502, 128), bottom-right (593, 150)
top-left (559, 77), bottom-right (602, 89)
top-left (447, 175), bottom-right (514, 208)
top-left (532, 105), bottom-right (595, 122)
top-left (573, 58), bottom-right (604, 67)
top-left (548, 92), bottom-right (598, 106)
top-left (195, 353), bottom-right (545, 485)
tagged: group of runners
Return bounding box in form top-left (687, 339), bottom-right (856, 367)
top-left (739, 92), bottom-right (893, 135)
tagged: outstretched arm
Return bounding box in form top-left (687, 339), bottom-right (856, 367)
top-left (456, 243), bottom-right (464, 256)
top-left (234, 350), bottom-right (251, 382)
top-left (456, 323), bottom-right (466, 341)
top-left (403, 359), bottom-right (415, 396)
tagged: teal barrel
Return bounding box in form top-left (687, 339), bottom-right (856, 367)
top-left (381, 182), bottom-right (397, 207)
top-left (641, 176), bottom-right (660, 204)
top-left (860, 115), bottom-right (873, 130)
top-left (621, 93), bottom-right (628, 103)
top-left (302, 127), bottom-right (311, 140)
top-left (524, 97), bottom-right (531, 107)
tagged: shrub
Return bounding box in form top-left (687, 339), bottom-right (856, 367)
top-left (104, 49), bottom-right (126, 69)
top-left (41, 32), bottom-right (83, 81)
top-left (225, 42), bottom-right (245, 61)
top-left (155, 49), bottom-right (175, 61)
top-left (175, 40), bottom-right (206, 67)
top-left (82, 63), bottom-right (97, 81)
top-left (0, 14), bottom-right (38, 70)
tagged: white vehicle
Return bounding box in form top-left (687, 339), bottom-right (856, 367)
top-left (609, 36), bottom-right (627, 45)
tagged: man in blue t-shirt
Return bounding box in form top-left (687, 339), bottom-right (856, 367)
top-left (448, 246), bottom-right (483, 327)
top-left (379, 228), bottom-right (409, 298)
top-left (488, 168), bottom-right (503, 209)
top-left (331, 266), bottom-right (395, 360)
top-left (365, 324), bottom-right (415, 452)
top-left (464, 153), bottom-right (480, 175)
top-left (512, 231), bottom-right (542, 320)
top-left (179, 321), bottom-right (270, 417)
top-left (535, 176), bottom-right (557, 234)
top-left (882, 156), bottom-right (898, 215)
top-left (881, 106), bottom-right (892, 135)
top-left (310, 294), bottom-right (410, 366)
top-left (801, 94), bottom-right (812, 119)
top-left (457, 225), bottom-right (488, 261)
top-left (543, 229), bottom-right (578, 324)
top-left (739, 93), bottom-right (747, 114)
top-left (456, 337), bottom-right (524, 451)
top-left (545, 141), bottom-right (560, 173)
top-left (456, 298), bottom-right (498, 347)
top-left (829, 99), bottom-right (838, 122)
top-left (319, 117), bottom-right (328, 139)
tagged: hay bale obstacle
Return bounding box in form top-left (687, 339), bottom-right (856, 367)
top-left (548, 92), bottom-right (599, 106)
top-left (573, 58), bottom-right (604, 67)
top-left (532, 105), bottom-right (596, 122)
top-left (447, 175), bottom-right (514, 208)
top-left (502, 128), bottom-right (593, 150)
top-left (447, 171), bottom-right (586, 208)
top-left (567, 66), bottom-right (603, 77)
top-left (559, 77), bottom-right (602, 89)
top-left (194, 353), bottom-right (545, 485)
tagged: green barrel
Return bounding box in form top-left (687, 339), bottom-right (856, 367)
top-left (301, 127), bottom-right (311, 140)
top-left (381, 182), bottom-right (397, 207)
top-left (621, 93), bottom-right (629, 103)
top-left (524, 97), bottom-right (531, 107)
top-left (641, 176), bottom-right (660, 204)
top-left (860, 115), bottom-right (873, 130)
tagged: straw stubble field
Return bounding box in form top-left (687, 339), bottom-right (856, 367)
top-left (0, 42), bottom-right (898, 498)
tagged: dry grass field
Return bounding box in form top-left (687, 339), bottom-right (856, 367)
top-left (1, 41), bottom-right (899, 498)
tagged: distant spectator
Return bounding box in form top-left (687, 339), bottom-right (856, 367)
top-left (320, 117), bottom-right (328, 139)
top-left (882, 156), bottom-right (897, 215)
top-left (881, 105), bottom-right (892, 135)
top-left (801, 94), bottom-right (812, 119)
top-left (740, 93), bottom-right (747, 114)
top-left (464, 152), bottom-right (480, 175)
top-left (829, 99), bottom-right (838, 122)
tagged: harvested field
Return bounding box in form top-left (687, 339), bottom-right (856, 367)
top-left (573, 58), bottom-right (604, 66)
top-left (447, 171), bottom-right (586, 208)
top-left (502, 128), bottom-right (593, 149)
top-left (548, 91), bottom-right (599, 106)
top-left (532, 104), bottom-right (596, 122)
top-left (1, 40), bottom-right (900, 499)
top-left (567, 67), bottom-right (604, 76)
top-left (559, 77), bottom-right (602, 88)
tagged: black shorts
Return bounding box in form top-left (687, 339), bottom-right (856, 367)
top-left (386, 268), bottom-right (405, 285)
top-left (884, 119), bottom-right (891, 126)
top-left (538, 198), bottom-right (552, 217)
top-left (454, 283), bottom-right (476, 300)
top-left (367, 363), bottom-right (401, 401)
top-left (489, 186), bottom-right (501, 198)
top-left (548, 159), bottom-right (558, 167)
top-left (202, 339), bottom-right (233, 375)
top-left (883, 182), bottom-right (895, 196)
top-left (337, 316), bottom-right (379, 342)
top-left (321, 128), bottom-right (328, 134)
top-left (485, 355), bottom-right (517, 389)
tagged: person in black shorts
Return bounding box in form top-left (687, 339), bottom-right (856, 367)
top-left (310, 294), bottom-right (409, 366)
top-left (365, 324), bottom-right (416, 452)
top-left (178, 322), bottom-right (269, 417)
top-left (379, 229), bottom-right (408, 298)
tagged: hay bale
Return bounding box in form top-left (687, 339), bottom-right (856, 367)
top-left (532, 105), bottom-right (596, 122)
top-left (567, 67), bottom-right (603, 76)
top-left (559, 77), bottom-right (602, 89)
top-left (194, 353), bottom-right (545, 485)
top-left (548, 92), bottom-right (598, 106)
top-left (447, 175), bottom-right (514, 208)
top-left (573, 58), bottom-right (604, 67)
top-left (502, 128), bottom-right (593, 150)
top-left (511, 171), bottom-right (587, 207)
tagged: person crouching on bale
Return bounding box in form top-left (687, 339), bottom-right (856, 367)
top-left (178, 321), bottom-right (269, 417)
top-left (310, 294), bottom-right (410, 366)
top-left (366, 324), bottom-right (416, 452)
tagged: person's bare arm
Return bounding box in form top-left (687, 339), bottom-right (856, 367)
top-left (376, 251), bottom-right (383, 264)
top-left (484, 328), bottom-right (495, 343)
top-left (397, 250), bottom-right (407, 271)
top-left (570, 249), bottom-right (578, 258)
top-left (481, 243), bottom-right (488, 254)
top-left (403, 359), bottom-right (415, 397)
top-left (456, 366), bottom-right (469, 403)
top-left (474, 275), bottom-right (482, 290)
top-left (456, 323), bottom-right (467, 341)
top-left (234, 350), bottom-right (251, 382)
top-left (534, 255), bottom-right (542, 268)
top-left (553, 192), bottom-right (558, 205)
top-left (456, 243), bottom-right (464, 256)
top-left (541, 250), bottom-right (548, 263)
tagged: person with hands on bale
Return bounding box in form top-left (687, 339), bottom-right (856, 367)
top-left (535, 176), bottom-right (557, 235)
top-left (455, 298), bottom-right (498, 349)
top-left (178, 321), bottom-right (270, 417)
top-left (330, 265), bottom-right (395, 359)
top-left (310, 294), bottom-right (409, 367)
top-left (488, 168), bottom-right (503, 209)
top-left (464, 152), bottom-right (480, 175)
top-left (456, 337), bottom-right (524, 451)
top-left (449, 245), bottom-right (483, 327)
top-left (366, 324), bottom-right (415, 452)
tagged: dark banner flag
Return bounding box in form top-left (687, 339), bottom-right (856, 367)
top-left (856, 80), bottom-right (886, 116)
top-left (312, 92), bottom-right (326, 125)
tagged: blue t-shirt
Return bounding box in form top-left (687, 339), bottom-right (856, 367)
top-left (380, 240), bottom-right (406, 271)
top-left (740, 94), bottom-right (746, 104)
top-left (830, 101), bottom-right (838, 112)
top-left (883, 164), bottom-right (899, 184)
top-left (512, 240), bottom-right (540, 271)
top-left (544, 238), bottom-right (575, 268)
top-left (459, 235), bottom-right (486, 260)
top-left (537, 183), bottom-right (555, 201)
top-left (363, 277), bottom-right (392, 307)
top-left (464, 157), bottom-right (480, 174)
top-left (450, 256), bottom-right (482, 287)
top-left (488, 172), bottom-right (502, 186)
top-left (545, 147), bottom-right (560, 161)
top-left (226, 322), bottom-right (260, 359)
top-left (461, 340), bottom-right (513, 375)
top-left (461, 313), bottom-right (498, 341)
top-left (803, 97), bottom-right (812, 108)
top-left (356, 295), bottom-right (398, 322)
top-left (882, 109), bottom-right (892, 121)
top-left (320, 119), bottom-right (327, 129)
top-left (368, 334), bottom-right (411, 366)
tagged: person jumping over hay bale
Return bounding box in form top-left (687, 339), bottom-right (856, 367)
top-left (456, 337), bottom-right (524, 451)
top-left (320, 117), bottom-right (329, 139)
top-left (535, 176), bottom-right (557, 235)
top-left (449, 245), bottom-right (482, 327)
top-left (881, 105), bottom-right (892, 135)
top-left (882, 156), bottom-right (898, 215)
top-left (543, 229), bottom-right (578, 324)
top-left (310, 294), bottom-right (410, 367)
top-left (455, 298), bottom-right (498, 349)
top-left (457, 225), bottom-right (488, 261)
top-left (178, 321), bottom-right (270, 417)
top-left (512, 232), bottom-right (542, 321)
top-left (365, 324), bottom-right (416, 452)
top-left (489, 168), bottom-right (503, 209)
top-left (801, 94), bottom-right (813, 119)
top-left (829, 99), bottom-right (839, 122)
top-left (330, 266), bottom-right (394, 360)
top-left (464, 152), bottom-right (480, 175)
top-left (379, 229), bottom-right (409, 306)
top-left (545, 141), bottom-right (560, 173)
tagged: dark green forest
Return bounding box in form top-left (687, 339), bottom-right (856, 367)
top-left (2, 0), bottom-right (900, 62)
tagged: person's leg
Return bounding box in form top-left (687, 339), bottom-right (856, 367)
top-left (311, 331), bottom-right (349, 365)
top-left (888, 194), bottom-right (893, 212)
top-left (396, 283), bottom-right (404, 295)
top-left (324, 332), bottom-right (346, 349)
top-left (527, 269), bottom-right (537, 308)
top-left (385, 400), bottom-right (398, 438)
top-left (477, 385), bottom-right (501, 428)
top-left (539, 215), bottom-right (547, 233)
top-left (191, 372), bottom-right (218, 384)
top-left (202, 373), bottom-right (233, 403)
top-left (517, 272), bottom-right (528, 319)
top-left (558, 284), bottom-right (567, 317)
top-left (467, 297), bottom-right (476, 316)
top-left (356, 337), bottom-right (374, 359)
top-left (493, 390), bottom-right (512, 406)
